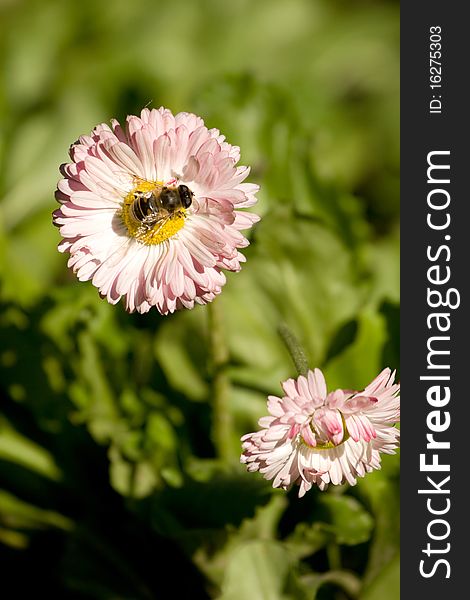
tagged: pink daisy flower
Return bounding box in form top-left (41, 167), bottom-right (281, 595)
top-left (54, 107), bottom-right (260, 314)
top-left (241, 368), bottom-right (400, 497)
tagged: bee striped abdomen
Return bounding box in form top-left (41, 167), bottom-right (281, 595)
top-left (130, 194), bottom-right (154, 224)
top-left (122, 183), bottom-right (194, 245)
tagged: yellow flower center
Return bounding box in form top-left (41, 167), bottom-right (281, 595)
top-left (302, 415), bottom-right (350, 451)
top-left (121, 179), bottom-right (187, 245)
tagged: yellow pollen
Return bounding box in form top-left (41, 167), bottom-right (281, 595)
top-left (120, 179), bottom-right (187, 245)
top-left (312, 440), bottom-right (337, 451)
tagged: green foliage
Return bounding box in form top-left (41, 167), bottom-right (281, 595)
top-left (220, 540), bottom-right (299, 600)
top-left (0, 0), bottom-right (399, 597)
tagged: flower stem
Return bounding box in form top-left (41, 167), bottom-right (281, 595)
top-left (278, 323), bottom-right (309, 376)
top-left (326, 541), bottom-right (342, 571)
top-left (317, 570), bottom-right (361, 598)
top-left (208, 299), bottom-right (232, 461)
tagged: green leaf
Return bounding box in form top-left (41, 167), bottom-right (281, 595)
top-left (324, 309), bottom-right (387, 391)
top-left (219, 540), bottom-right (295, 600)
top-left (154, 307), bottom-right (210, 402)
top-left (357, 469), bottom-right (400, 585)
top-left (361, 229), bottom-right (400, 306)
top-left (361, 554), bottom-right (400, 600)
top-left (70, 330), bottom-right (119, 441)
top-left (221, 210), bottom-right (366, 393)
top-left (318, 494), bottom-right (374, 546)
top-left (108, 446), bottom-right (159, 499)
top-left (0, 417), bottom-right (62, 481)
top-left (0, 490), bottom-right (72, 531)
top-left (284, 522), bottom-right (330, 559)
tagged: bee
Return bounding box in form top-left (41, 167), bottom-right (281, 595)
top-left (129, 183), bottom-right (194, 235)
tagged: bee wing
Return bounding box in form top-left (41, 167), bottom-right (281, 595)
top-left (136, 212), bottom-right (170, 237)
top-left (133, 177), bottom-right (164, 194)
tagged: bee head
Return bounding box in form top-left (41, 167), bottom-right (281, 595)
top-left (178, 185), bottom-right (194, 209)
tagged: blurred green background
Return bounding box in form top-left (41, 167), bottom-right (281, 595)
top-left (0, 0), bottom-right (399, 598)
